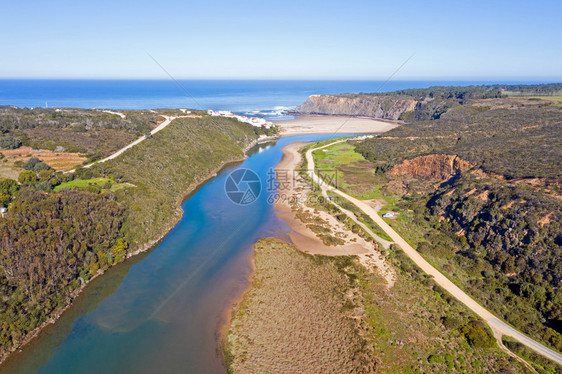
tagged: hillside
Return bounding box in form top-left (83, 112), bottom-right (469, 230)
top-left (294, 94), bottom-right (416, 120)
top-left (0, 113), bottom-right (259, 361)
top-left (294, 85), bottom-right (506, 120)
top-left (0, 107), bottom-right (166, 166)
top-left (294, 84), bottom-right (562, 122)
top-left (308, 90), bottom-right (562, 362)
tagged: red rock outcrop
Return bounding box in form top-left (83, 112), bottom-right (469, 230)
top-left (389, 154), bottom-right (474, 180)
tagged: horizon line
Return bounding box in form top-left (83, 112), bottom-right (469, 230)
top-left (0, 77), bottom-right (560, 83)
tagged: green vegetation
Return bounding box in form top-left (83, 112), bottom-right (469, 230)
top-left (0, 107), bottom-right (164, 160)
top-left (502, 336), bottom-right (562, 373)
top-left (355, 102), bottom-right (562, 180)
top-left (308, 90), bottom-right (562, 355)
top-left (0, 113), bottom-right (259, 360)
top-left (0, 189), bottom-right (125, 348)
top-left (0, 178), bottom-right (18, 207)
top-left (88, 115), bottom-right (258, 247)
top-left (226, 238), bottom-right (526, 373)
top-left (53, 177), bottom-right (113, 192)
top-left (312, 142), bottom-right (387, 200)
top-left (0, 136), bottom-right (21, 150)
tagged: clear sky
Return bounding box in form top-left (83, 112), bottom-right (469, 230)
top-left (2, 0), bottom-right (561, 80)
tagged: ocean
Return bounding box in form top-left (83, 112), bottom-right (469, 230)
top-left (0, 79), bottom-right (543, 121)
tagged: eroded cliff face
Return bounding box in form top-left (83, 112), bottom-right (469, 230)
top-left (295, 95), bottom-right (417, 120)
top-left (389, 154), bottom-right (474, 180)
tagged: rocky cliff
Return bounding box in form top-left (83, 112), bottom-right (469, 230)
top-left (294, 94), bottom-right (417, 120)
top-left (389, 154), bottom-right (474, 180)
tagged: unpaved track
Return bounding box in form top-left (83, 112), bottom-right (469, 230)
top-left (306, 140), bottom-right (562, 366)
top-left (68, 115), bottom-right (192, 172)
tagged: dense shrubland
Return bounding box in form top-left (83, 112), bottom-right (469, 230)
top-left (349, 95), bottom-right (562, 353)
top-left (0, 107), bottom-right (164, 159)
top-left (0, 114), bottom-right (258, 359)
top-left (0, 189), bottom-right (125, 348)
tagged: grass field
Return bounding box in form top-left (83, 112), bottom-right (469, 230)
top-left (505, 94), bottom-right (562, 107)
top-left (312, 141), bottom-right (387, 200)
top-left (54, 178), bottom-right (116, 192)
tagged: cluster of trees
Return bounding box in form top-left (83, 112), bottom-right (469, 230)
top-left (425, 174), bottom-right (562, 350)
top-left (0, 179), bottom-right (18, 207)
top-left (339, 85), bottom-right (505, 101)
top-left (494, 83), bottom-right (562, 96)
top-left (358, 83), bottom-right (562, 101)
top-left (379, 85), bottom-right (504, 101)
top-left (351, 90), bottom-right (562, 351)
top-left (356, 101), bottom-right (562, 180)
top-left (0, 107), bottom-right (162, 136)
top-left (0, 189), bottom-right (125, 349)
top-left (0, 136), bottom-right (21, 149)
top-left (88, 116), bottom-right (258, 248)
top-left (0, 113), bottom-right (260, 356)
top-left (0, 107), bottom-right (165, 159)
top-left (0, 163), bottom-right (84, 206)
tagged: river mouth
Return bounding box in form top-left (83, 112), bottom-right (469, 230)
top-left (1, 134), bottom-right (355, 374)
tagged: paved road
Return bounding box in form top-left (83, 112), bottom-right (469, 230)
top-left (306, 141), bottom-right (562, 366)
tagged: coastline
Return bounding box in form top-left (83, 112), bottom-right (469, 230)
top-left (274, 114), bottom-right (399, 136)
top-left (216, 249), bottom-right (256, 367)
top-left (0, 139), bottom-right (258, 367)
top-left (220, 139), bottom-right (381, 366)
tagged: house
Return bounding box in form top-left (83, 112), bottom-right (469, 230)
top-left (382, 212), bottom-right (394, 218)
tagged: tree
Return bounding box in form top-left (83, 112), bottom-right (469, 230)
top-left (23, 157), bottom-right (41, 171)
top-left (18, 170), bottom-right (37, 186)
top-left (0, 178), bottom-right (19, 206)
top-left (33, 161), bottom-right (51, 173)
top-left (0, 136), bottom-right (22, 149)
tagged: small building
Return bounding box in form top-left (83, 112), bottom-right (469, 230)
top-left (0, 207), bottom-right (7, 215)
top-left (382, 212), bottom-right (394, 218)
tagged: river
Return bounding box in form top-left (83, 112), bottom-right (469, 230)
top-left (1, 133), bottom-right (352, 374)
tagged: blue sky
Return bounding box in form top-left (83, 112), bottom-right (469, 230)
top-left (2, 0), bottom-right (561, 80)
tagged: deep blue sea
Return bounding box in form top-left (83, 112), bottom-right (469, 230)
top-left (0, 79), bottom-right (544, 120)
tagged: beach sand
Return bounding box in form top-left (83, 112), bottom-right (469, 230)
top-left (274, 141), bottom-right (372, 256)
top-left (274, 141), bottom-right (396, 287)
top-left (274, 115), bottom-right (398, 136)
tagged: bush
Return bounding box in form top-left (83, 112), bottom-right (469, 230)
top-left (23, 157), bottom-right (40, 170)
top-left (0, 178), bottom-right (19, 206)
top-left (428, 354), bottom-right (443, 364)
top-left (33, 161), bottom-right (51, 173)
top-left (36, 181), bottom-right (53, 192)
top-left (441, 316), bottom-right (462, 330)
top-left (460, 319), bottom-right (495, 348)
top-left (18, 170), bottom-right (37, 186)
top-left (0, 136), bottom-right (22, 149)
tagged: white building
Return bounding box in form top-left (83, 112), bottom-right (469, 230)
top-left (207, 110), bottom-right (273, 128)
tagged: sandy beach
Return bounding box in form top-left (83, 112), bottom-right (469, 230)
top-left (273, 141), bottom-right (396, 287)
top-left (274, 141), bottom-right (373, 256)
top-left (274, 115), bottom-right (399, 136)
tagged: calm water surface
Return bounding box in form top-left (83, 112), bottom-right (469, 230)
top-left (1, 134), bottom-right (354, 374)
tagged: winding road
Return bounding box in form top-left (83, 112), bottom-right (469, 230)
top-left (306, 140), bottom-right (562, 366)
